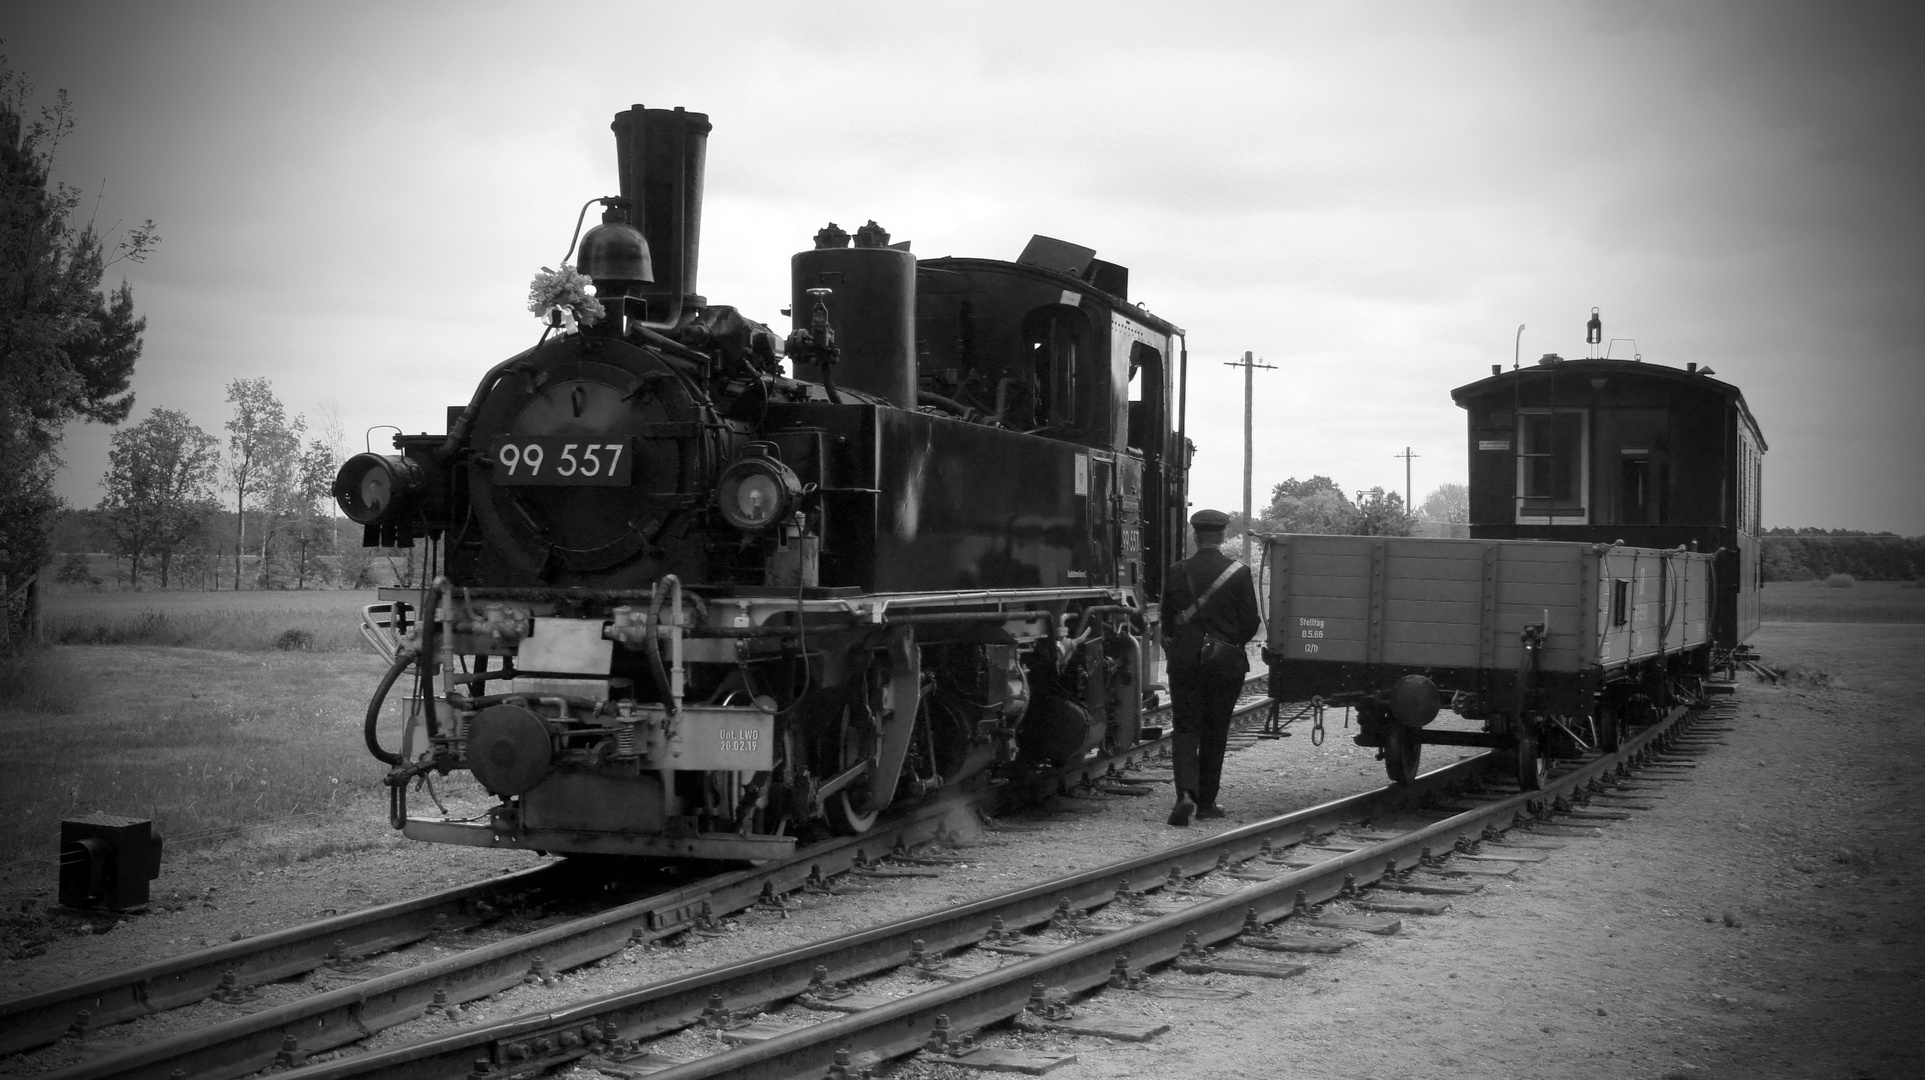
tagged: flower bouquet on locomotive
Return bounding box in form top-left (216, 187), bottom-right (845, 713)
top-left (333, 106), bottom-right (1193, 861)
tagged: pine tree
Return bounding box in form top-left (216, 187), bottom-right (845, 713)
top-left (0, 57), bottom-right (156, 600)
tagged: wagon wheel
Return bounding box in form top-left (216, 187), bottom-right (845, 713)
top-left (1513, 716), bottom-right (1545, 791)
top-left (1383, 724), bottom-right (1423, 785)
top-left (1595, 702), bottom-right (1625, 753)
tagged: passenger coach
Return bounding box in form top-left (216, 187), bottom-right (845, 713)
top-left (1263, 333), bottom-right (1764, 790)
top-left (1452, 351), bottom-right (1765, 651)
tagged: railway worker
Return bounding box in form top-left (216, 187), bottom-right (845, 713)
top-left (1160, 508), bottom-right (1262, 826)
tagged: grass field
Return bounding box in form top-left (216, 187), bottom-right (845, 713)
top-left (38, 588), bottom-right (385, 652)
top-left (0, 645), bottom-right (399, 866)
top-left (1, 577), bottom-right (1917, 869)
top-left (0, 590), bottom-right (436, 866)
top-left (1759, 579), bottom-right (1925, 623)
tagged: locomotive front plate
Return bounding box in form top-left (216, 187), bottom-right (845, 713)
top-left (489, 436), bottom-right (636, 486)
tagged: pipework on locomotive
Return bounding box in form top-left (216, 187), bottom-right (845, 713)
top-left (333, 106), bottom-right (1192, 861)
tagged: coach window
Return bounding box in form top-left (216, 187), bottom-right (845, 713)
top-left (1516, 408), bottom-right (1587, 522)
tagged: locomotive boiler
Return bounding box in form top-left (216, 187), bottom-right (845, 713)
top-left (335, 106), bottom-right (1192, 860)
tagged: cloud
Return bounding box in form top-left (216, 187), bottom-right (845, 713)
top-left (17, 0), bottom-right (1924, 533)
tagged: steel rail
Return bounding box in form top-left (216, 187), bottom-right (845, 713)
top-left (275, 699), bottom-right (1706, 1080)
top-left (264, 742), bottom-right (1499, 1078)
top-left (0, 863), bottom-right (570, 1056)
top-left (21, 687), bottom-right (1269, 1080)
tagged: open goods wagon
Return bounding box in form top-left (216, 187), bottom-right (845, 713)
top-left (1261, 533), bottom-right (1714, 788)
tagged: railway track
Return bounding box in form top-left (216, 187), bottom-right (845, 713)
top-left (262, 693), bottom-right (1725, 1080)
top-left (6, 681), bottom-right (1728, 1080)
top-left (2, 680), bottom-right (1274, 1079)
top-left (7, 677), bottom-right (1732, 1070)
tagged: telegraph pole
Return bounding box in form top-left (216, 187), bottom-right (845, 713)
top-left (1396, 446), bottom-right (1420, 509)
top-left (1223, 351), bottom-right (1277, 546)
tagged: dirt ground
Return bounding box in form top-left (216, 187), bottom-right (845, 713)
top-left (983, 621), bottom-right (1925, 1080)
top-left (3, 623), bottom-right (1921, 1080)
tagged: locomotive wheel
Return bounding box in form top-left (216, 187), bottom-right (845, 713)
top-left (825, 706), bottom-right (880, 836)
top-left (1383, 724), bottom-right (1423, 785)
top-left (1595, 703), bottom-right (1624, 753)
top-left (1513, 718), bottom-right (1544, 791)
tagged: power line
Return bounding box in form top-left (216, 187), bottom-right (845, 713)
top-left (1223, 351), bottom-right (1277, 539)
top-left (1395, 446), bottom-right (1421, 508)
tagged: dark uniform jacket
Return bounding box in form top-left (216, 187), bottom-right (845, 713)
top-left (1161, 546), bottom-right (1262, 672)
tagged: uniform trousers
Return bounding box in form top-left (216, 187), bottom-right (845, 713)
top-left (1168, 660), bottom-right (1243, 808)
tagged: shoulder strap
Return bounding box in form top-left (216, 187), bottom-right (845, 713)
top-left (1196, 560), bottom-right (1243, 610)
top-left (1176, 559), bottom-right (1243, 626)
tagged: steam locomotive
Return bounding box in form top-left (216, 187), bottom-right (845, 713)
top-left (335, 106), bottom-right (1191, 860)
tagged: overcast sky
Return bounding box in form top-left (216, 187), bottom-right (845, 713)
top-left (12, 1), bottom-right (1923, 533)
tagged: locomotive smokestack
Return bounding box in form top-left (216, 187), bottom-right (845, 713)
top-left (610, 105), bottom-right (710, 326)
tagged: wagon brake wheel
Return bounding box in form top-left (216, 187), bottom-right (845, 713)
top-left (1513, 716), bottom-right (1545, 792)
top-left (1383, 724), bottom-right (1423, 785)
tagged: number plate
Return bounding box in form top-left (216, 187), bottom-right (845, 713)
top-left (490, 437), bottom-right (634, 486)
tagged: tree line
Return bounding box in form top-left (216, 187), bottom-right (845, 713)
top-left (1223, 477), bottom-right (1470, 548)
top-left (1761, 535), bottom-right (1924, 582)
top-left (0, 56), bottom-right (411, 607)
top-left (57, 378), bottom-right (419, 592)
top-left (52, 507), bottom-right (420, 591)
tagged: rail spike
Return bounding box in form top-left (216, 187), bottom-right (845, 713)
top-left (825, 1047), bottom-right (873, 1080)
top-left (1241, 906), bottom-right (1268, 937)
top-left (926, 1014), bottom-right (954, 1053)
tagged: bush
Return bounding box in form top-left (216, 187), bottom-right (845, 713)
top-left (1826, 573), bottom-right (1856, 588)
top-left (54, 552), bottom-right (101, 588)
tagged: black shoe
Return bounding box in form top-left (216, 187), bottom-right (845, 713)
top-left (1196, 804), bottom-right (1227, 820)
top-left (1168, 794), bottom-right (1195, 827)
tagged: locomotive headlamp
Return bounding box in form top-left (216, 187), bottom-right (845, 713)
top-left (334, 453), bottom-right (426, 525)
top-left (716, 445), bottom-right (803, 532)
